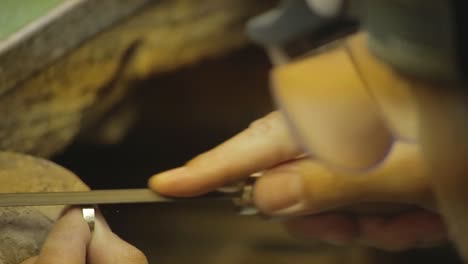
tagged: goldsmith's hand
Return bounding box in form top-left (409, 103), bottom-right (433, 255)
top-left (264, 143), bottom-right (446, 250)
top-left (149, 112), bottom-right (447, 251)
top-left (21, 208), bottom-right (148, 264)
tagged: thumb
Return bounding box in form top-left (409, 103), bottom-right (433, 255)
top-left (87, 211), bottom-right (148, 264)
top-left (272, 33), bottom-right (394, 172)
top-left (33, 208), bottom-right (91, 264)
top-left (254, 142), bottom-right (435, 216)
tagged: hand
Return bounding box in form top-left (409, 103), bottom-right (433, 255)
top-left (261, 145), bottom-right (446, 250)
top-left (149, 112), bottom-right (447, 251)
top-left (21, 208), bottom-right (148, 264)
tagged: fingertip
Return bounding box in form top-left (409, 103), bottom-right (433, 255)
top-left (149, 167), bottom-right (186, 186)
top-left (148, 174), bottom-right (163, 192)
top-left (55, 208), bottom-right (92, 240)
top-left (148, 167), bottom-right (199, 197)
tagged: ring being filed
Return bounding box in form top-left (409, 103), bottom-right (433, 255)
top-left (82, 207), bottom-right (96, 232)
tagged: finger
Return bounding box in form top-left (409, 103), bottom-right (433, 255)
top-left (149, 111), bottom-right (303, 196)
top-left (349, 33), bottom-right (419, 141)
top-left (272, 35), bottom-right (393, 171)
top-left (357, 211), bottom-right (447, 251)
top-left (412, 82), bottom-right (468, 259)
top-left (284, 213), bottom-right (357, 245)
top-left (35, 208), bottom-right (91, 264)
top-left (88, 211), bottom-right (148, 264)
top-left (254, 142), bottom-right (434, 215)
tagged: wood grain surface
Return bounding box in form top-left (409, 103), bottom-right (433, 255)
top-left (0, 0), bottom-right (274, 157)
top-left (0, 151), bottom-right (89, 264)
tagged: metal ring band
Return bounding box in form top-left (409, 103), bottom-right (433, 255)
top-left (82, 207), bottom-right (95, 232)
top-left (231, 177), bottom-right (259, 216)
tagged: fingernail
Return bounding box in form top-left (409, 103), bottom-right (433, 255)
top-left (148, 167), bottom-right (188, 190)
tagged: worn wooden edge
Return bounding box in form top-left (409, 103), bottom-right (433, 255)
top-left (0, 0), bottom-right (153, 97)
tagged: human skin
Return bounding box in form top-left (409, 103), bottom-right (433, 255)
top-left (20, 208), bottom-right (149, 264)
top-left (336, 2), bottom-right (468, 257)
top-left (148, 32), bottom-right (449, 251)
top-left (0, 152), bottom-right (147, 264)
top-left (148, 111), bottom-right (446, 251)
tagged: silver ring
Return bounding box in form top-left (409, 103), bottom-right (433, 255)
top-left (231, 180), bottom-right (259, 216)
top-left (82, 207), bottom-right (95, 232)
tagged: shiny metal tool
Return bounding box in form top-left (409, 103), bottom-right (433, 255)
top-left (0, 187), bottom-right (415, 216)
top-left (0, 186), bottom-right (259, 216)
